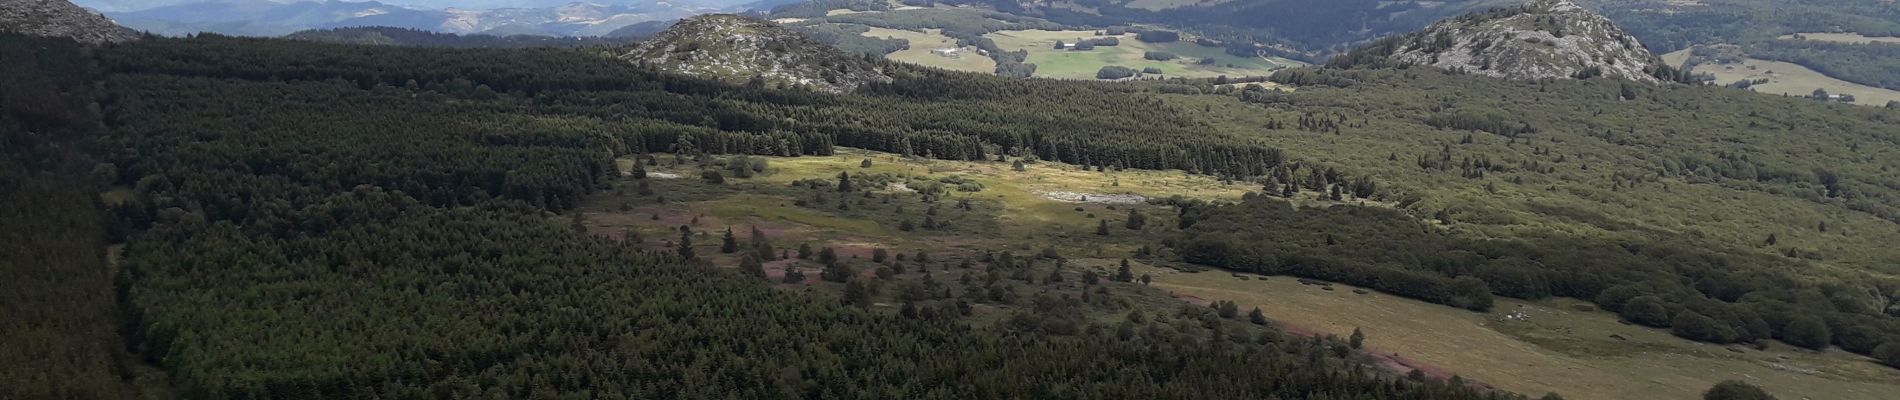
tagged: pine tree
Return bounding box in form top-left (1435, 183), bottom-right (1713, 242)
top-left (782, 267), bottom-right (806, 284)
top-left (720, 227), bottom-right (738, 253)
top-left (842, 281), bottom-right (871, 307)
top-left (837, 171), bottom-right (853, 192)
top-left (1116, 258), bottom-right (1134, 282)
top-left (819, 247), bottom-right (838, 265)
top-left (822, 261), bottom-right (853, 283)
top-left (1249, 308), bottom-right (1268, 325)
top-left (797, 243), bottom-right (813, 259)
top-left (739, 254), bottom-right (765, 280)
top-left (677, 228), bottom-right (696, 260)
top-left (1096, 219), bottom-right (1110, 235)
top-left (1349, 327), bottom-right (1366, 349)
top-left (749, 226), bottom-right (774, 260)
top-left (1083, 271), bottom-right (1100, 285)
top-left (1124, 209), bottom-right (1146, 230)
top-left (873, 248), bottom-right (889, 264)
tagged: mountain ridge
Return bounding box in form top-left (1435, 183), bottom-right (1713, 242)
top-left (1328, 0), bottom-right (1677, 83)
top-left (620, 14), bottom-right (891, 93)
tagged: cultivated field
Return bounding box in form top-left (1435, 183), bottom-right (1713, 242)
top-left (1663, 49), bottom-right (1900, 106)
top-left (1128, 263), bottom-right (1900, 400)
top-left (860, 27), bottom-right (996, 73)
top-left (983, 29), bottom-right (1299, 79)
top-left (1778, 32), bottom-right (1900, 44)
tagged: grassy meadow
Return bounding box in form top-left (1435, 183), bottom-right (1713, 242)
top-left (984, 29), bottom-right (1299, 79)
top-left (1663, 49), bottom-right (1900, 106)
top-left (1778, 32), bottom-right (1900, 45)
top-left (1126, 262), bottom-right (1900, 400)
top-left (575, 146), bottom-right (1900, 399)
top-left (859, 27), bottom-right (996, 73)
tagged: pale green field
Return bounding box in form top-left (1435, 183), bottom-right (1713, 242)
top-left (1122, 0), bottom-right (1228, 11)
top-left (1663, 49), bottom-right (1900, 106)
top-left (861, 27), bottom-right (996, 73)
top-left (1779, 32), bottom-right (1900, 44)
top-left (984, 29), bottom-right (1300, 79)
top-left (1125, 262), bottom-right (1900, 400)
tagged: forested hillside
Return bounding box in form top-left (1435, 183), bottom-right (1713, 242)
top-left (0, 33), bottom-right (1525, 398)
top-left (0, 33), bottom-right (149, 399)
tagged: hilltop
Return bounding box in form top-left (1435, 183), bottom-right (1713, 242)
top-left (620, 14), bottom-right (891, 93)
top-left (0, 0), bottom-right (139, 44)
top-left (1329, 0), bottom-right (1676, 83)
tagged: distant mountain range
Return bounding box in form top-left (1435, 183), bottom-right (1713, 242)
top-left (88, 0), bottom-right (746, 37)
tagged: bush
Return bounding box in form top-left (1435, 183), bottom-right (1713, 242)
top-left (1096, 66), bottom-right (1138, 80)
top-left (1143, 51), bottom-right (1177, 61)
top-left (1873, 342), bottom-right (1900, 368)
top-left (1136, 30), bottom-right (1180, 43)
top-left (1142, 67), bottom-right (1164, 74)
top-left (1780, 315), bottom-right (1832, 349)
top-left (1703, 380), bottom-right (1776, 400)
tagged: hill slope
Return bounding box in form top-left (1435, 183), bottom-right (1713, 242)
top-left (1330, 0), bottom-right (1671, 83)
top-left (620, 14), bottom-right (891, 93)
top-left (0, 0), bottom-right (138, 44)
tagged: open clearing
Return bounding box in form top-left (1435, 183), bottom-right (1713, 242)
top-left (984, 29), bottom-right (1300, 79)
top-left (1779, 32), bottom-right (1900, 44)
top-left (1664, 49), bottom-right (1900, 106)
top-left (861, 27), bottom-right (996, 73)
top-left (580, 148), bottom-right (1900, 399)
top-left (1129, 263), bottom-right (1900, 400)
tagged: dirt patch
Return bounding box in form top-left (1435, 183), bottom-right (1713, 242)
top-left (766, 259), bottom-right (822, 285)
top-left (1040, 191), bottom-right (1147, 204)
top-left (1167, 290), bottom-right (1472, 386)
top-left (646, 172), bottom-right (683, 179)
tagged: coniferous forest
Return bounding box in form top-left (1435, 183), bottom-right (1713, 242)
top-left (2, 33), bottom-right (1519, 399)
top-left (9, 1), bottom-right (1900, 394)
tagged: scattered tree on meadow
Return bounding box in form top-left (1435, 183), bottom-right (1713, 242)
top-left (721, 227), bottom-right (738, 253)
top-left (677, 228), bottom-right (696, 260)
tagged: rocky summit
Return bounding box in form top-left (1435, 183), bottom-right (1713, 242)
top-left (620, 14), bottom-right (891, 93)
top-left (1332, 0), bottom-right (1668, 83)
top-left (0, 0), bottom-right (139, 44)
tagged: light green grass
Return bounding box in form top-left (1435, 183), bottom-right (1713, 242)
top-left (1779, 32), bottom-right (1900, 44)
top-left (1664, 49), bottom-right (1900, 106)
top-left (861, 27), bottom-right (996, 73)
top-left (984, 29), bottom-right (1298, 79)
top-left (1122, 0), bottom-right (1228, 11)
top-left (1124, 261), bottom-right (1900, 400)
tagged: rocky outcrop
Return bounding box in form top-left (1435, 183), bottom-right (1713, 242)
top-left (620, 14), bottom-right (891, 93)
top-left (0, 0), bottom-right (140, 44)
